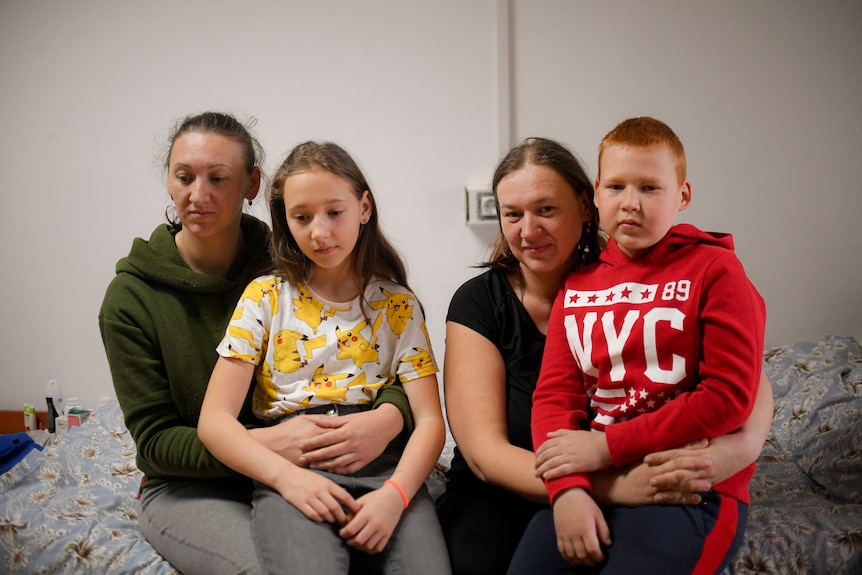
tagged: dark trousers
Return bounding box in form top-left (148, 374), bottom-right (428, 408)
top-left (507, 490), bottom-right (748, 575)
top-left (436, 471), bottom-right (547, 575)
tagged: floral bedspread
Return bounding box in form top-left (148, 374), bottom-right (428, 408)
top-left (1, 335), bottom-right (860, 574)
top-left (723, 334), bottom-right (862, 574)
top-left (0, 401), bottom-right (176, 574)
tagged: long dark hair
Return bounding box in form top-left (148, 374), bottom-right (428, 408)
top-left (481, 137), bottom-right (603, 273)
top-left (268, 141), bottom-right (409, 296)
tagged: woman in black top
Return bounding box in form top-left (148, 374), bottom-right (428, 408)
top-left (435, 138), bottom-right (774, 575)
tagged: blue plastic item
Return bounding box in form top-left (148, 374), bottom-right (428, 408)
top-left (0, 433), bottom-right (42, 475)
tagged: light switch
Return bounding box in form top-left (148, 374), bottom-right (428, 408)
top-left (466, 186), bottom-right (498, 226)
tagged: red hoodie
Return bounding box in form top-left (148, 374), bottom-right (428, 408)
top-left (532, 223), bottom-right (766, 505)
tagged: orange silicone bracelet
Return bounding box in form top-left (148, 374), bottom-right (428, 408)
top-left (384, 478), bottom-right (409, 509)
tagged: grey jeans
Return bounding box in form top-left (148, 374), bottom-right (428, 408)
top-left (139, 478), bottom-right (263, 575)
top-left (251, 439), bottom-right (452, 575)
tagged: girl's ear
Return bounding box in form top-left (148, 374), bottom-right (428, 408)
top-left (360, 190), bottom-right (373, 223)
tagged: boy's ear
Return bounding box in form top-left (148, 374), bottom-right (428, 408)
top-left (678, 180), bottom-right (692, 211)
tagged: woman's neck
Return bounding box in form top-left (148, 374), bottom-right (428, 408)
top-left (175, 227), bottom-right (244, 278)
top-left (519, 266), bottom-right (565, 304)
top-left (513, 265), bottom-right (568, 335)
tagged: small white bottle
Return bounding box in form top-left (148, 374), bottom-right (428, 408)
top-left (23, 403), bottom-right (37, 431)
top-left (65, 397), bottom-right (82, 414)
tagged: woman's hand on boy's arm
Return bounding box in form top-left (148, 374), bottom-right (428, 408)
top-left (590, 441), bottom-right (710, 507)
top-left (642, 370), bottom-right (773, 502)
top-left (535, 429), bottom-right (612, 479)
top-left (643, 439), bottom-right (713, 503)
top-left (592, 371), bottom-right (774, 506)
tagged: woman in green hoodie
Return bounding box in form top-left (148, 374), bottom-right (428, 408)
top-left (99, 112), bottom-right (412, 575)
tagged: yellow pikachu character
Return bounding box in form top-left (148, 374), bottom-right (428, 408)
top-left (292, 285), bottom-right (326, 333)
top-left (335, 313), bottom-right (384, 368)
top-left (226, 307), bottom-right (264, 361)
top-left (228, 324), bottom-right (261, 352)
top-left (293, 284), bottom-right (351, 333)
top-left (272, 330), bottom-right (326, 374)
top-left (402, 347), bottom-right (433, 373)
top-left (241, 277), bottom-right (282, 316)
top-left (226, 327), bottom-right (264, 363)
top-left (370, 288), bottom-right (415, 336)
top-left (302, 366), bottom-right (367, 402)
top-left (359, 373), bottom-right (388, 402)
top-left (252, 361), bottom-right (279, 414)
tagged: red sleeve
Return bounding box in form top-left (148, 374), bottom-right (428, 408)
top-left (605, 252), bottom-right (766, 467)
top-left (531, 286), bottom-right (592, 503)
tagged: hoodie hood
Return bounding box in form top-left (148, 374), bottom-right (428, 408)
top-left (115, 214), bottom-right (271, 294)
top-left (600, 223), bottom-right (734, 266)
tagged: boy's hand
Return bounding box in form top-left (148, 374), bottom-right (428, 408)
top-left (554, 488), bottom-right (611, 565)
top-left (273, 467), bottom-right (358, 525)
top-left (535, 429), bottom-right (612, 478)
top-left (339, 482), bottom-right (405, 554)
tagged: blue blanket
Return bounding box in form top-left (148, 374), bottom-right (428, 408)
top-left (0, 432), bottom-right (40, 474)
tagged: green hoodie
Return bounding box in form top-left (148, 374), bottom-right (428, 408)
top-left (99, 214), bottom-right (411, 490)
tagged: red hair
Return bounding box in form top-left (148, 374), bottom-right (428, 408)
top-left (598, 117), bottom-right (686, 184)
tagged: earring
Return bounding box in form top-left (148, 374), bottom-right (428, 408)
top-left (247, 198), bottom-right (253, 206)
top-left (583, 221), bottom-right (593, 252)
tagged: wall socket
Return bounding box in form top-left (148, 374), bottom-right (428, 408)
top-left (465, 186), bottom-right (498, 226)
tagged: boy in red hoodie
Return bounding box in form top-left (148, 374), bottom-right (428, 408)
top-left (508, 117), bottom-right (766, 575)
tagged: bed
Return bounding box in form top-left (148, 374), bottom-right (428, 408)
top-left (1, 335), bottom-right (860, 574)
top-left (722, 334), bottom-right (862, 574)
top-left (0, 401), bottom-right (177, 574)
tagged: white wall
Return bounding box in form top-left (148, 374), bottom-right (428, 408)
top-left (0, 0), bottom-right (500, 410)
top-left (509, 0), bottom-right (862, 348)
top-left (1, 0), bottom-right (860, 411)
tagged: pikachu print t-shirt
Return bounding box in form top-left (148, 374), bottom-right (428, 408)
top-left (217, 275), bottom-right (437, 421)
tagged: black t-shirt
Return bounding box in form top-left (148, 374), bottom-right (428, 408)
top-left (445, 268), bottom-right (546, 478)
